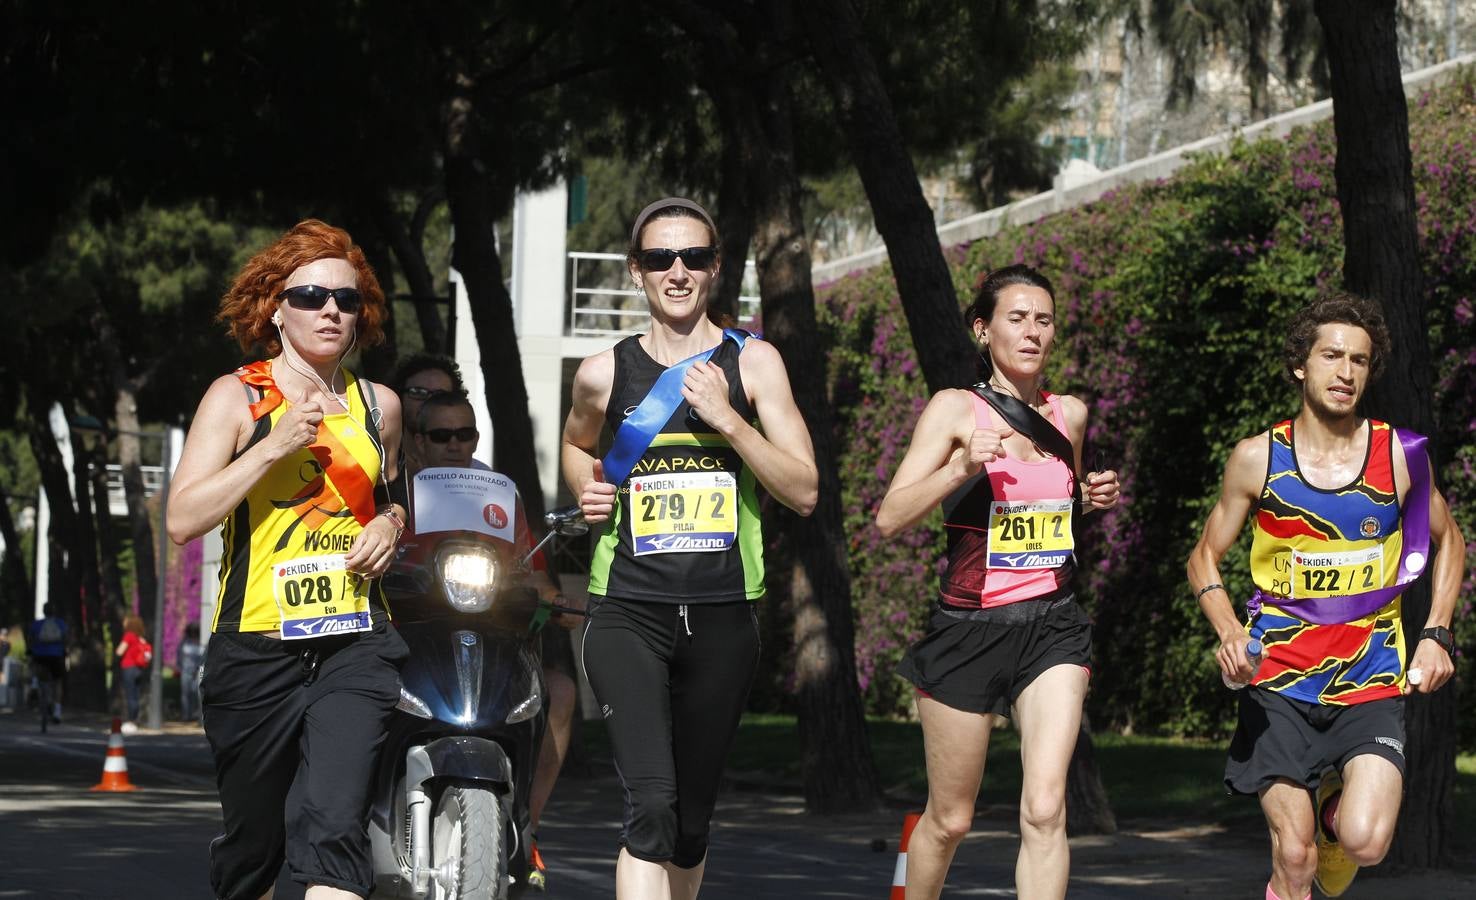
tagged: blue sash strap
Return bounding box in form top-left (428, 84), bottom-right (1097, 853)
top-left (1249, 428), bottom-right (1431, 624)
top-left (601, 328), bottom-right (750, 487)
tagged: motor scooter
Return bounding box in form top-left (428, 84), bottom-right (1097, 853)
top-left (369, 466), bottom-right (586, 900)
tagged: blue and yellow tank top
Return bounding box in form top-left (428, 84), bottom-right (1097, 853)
top-left (213, 368), bottom-right (389, 634)
top-left (1247, 419), bottom-right (1405, 705)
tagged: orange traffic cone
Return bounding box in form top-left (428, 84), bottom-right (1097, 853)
top-left (889, 811), bottom-right (922, 899)
top-left (91, 717), bottom-right (138, 792)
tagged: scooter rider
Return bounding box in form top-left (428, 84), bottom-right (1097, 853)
top-left (404, 381), bottom-right (585, 890)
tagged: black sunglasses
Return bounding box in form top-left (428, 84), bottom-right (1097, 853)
top-left (424, 426), bottom-right (478, 444)
top-left (637, 246), bottom-right (718, 272)
top-left (276, 285), bottom-right (363, 313)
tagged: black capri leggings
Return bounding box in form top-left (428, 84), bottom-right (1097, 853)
top-left (581, 597), bottom-right (760, 868)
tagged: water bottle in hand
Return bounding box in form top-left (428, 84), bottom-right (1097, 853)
top-left (1223, 638), bottom-right (1264, 690)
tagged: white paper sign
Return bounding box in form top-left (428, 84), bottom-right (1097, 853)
top-left (412, 467), bottom-right (518, 541)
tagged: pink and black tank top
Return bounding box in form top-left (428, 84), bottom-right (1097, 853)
top-left (938, 391), bottom-right (1077, 609)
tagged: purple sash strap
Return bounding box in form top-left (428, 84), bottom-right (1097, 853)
top-left (1248, 428), bottom-right (1430, 625)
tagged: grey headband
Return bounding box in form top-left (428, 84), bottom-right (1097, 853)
top-left (630, 196), bottom-right (718, 244)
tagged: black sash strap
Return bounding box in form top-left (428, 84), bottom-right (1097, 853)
top-left (970, 384), bottom-right (1082, 491)
top-left (941, 385), bottom-right (1083, 521)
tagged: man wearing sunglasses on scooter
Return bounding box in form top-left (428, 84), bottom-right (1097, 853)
top-left (406, 389), bottom-right (584, 892)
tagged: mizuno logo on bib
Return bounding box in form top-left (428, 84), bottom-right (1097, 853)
top-left (986, 499), bottom-right (1073, 569)
top-left (629, 471), bottom-right (738, 555)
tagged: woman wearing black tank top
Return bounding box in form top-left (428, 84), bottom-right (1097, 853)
top-left (561, 198), bottom-right (817, 899)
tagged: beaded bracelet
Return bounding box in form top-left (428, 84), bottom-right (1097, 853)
top-left (377, 507), bottom-right (406, 541)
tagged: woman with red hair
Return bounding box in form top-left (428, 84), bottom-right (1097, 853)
top-left (168, 219), bottom-right (409, 900)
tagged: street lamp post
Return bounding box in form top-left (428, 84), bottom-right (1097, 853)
top-left (147, 441), bottom-right (171, 731)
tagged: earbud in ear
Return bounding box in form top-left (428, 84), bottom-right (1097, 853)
top-left (273, 314), bottom-right (283, 326)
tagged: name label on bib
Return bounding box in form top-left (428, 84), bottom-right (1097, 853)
top-left (629, 471), bottom-right (738, 555)
top-left (272, 553), bottom-right (371, 640)
top-left (986, 499), bottom-right (1073, 569)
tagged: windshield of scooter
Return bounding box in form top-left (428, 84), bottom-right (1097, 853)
top-left (385, 468), bottom-right (537, 626)
top-left (410, 467), bottom-right (520, 543)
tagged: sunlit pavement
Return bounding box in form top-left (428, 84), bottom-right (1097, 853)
top-left (2, 710), bottom-right (1472, 898)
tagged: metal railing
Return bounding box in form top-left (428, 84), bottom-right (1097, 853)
top-left (567, 252), bottom-right (761, 337)
top-left (103, 464), bottom-right (164, 518)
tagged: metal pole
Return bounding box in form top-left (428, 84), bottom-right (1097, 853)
top-left (147, 430), bottom-right (170, 731)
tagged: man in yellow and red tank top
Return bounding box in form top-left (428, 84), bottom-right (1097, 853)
top-left (1188, 293), bottom-right (1464, 900)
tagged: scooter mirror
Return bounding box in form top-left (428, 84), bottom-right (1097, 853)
top-left (545, 505), bottom-right (589, 537)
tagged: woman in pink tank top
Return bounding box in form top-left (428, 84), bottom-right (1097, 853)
top-left (877, 265), bottom-right (1120, 900)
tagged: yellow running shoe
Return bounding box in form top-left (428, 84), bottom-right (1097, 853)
top-left (1314, 767), bottom-right (1357, 897)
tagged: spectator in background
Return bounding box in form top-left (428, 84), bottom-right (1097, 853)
top-left (0, 625), bottom-right (19, 711)
top-left (28, 604), bottom-right (67, 723)
top-left (392, 353), bottom-right (465, 471)
top-left (178, 623), bottom-right (204, 722)
top-left (117, 614), bottom-right (153, 733)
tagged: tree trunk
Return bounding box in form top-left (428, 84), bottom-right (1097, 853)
top-left (70, 438), bottom-right (102, 633)
top-left (711, 129), bottom-right (755, 326)
top-left (376, 195), bottom-right (448, 355)
top-left (1244, 0), bottom-right (1273, 121)
top-left (90, 450), bottom-right (127, 629)
top-left (90, 301), bottom-right (159, 620)
top-left (0, 487), bottom-right (32, 610)
top-left (1066, 714), bottom-right (1117, 835)
top-left (442, 76), bottom-right (546, 522)
top-left (23, 387), bottom-right (81, 625)
top-left (744, 6), bottom-right (881, 813)
top-left (350, 212), bottom-right (399, 381)
top-left (799, 0), bottom-right (975, 394)
top-left (1315, 0), bottom-right (1451, 869)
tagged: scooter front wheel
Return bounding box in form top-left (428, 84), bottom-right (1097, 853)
top-left (431, 781), bottom-right (509, 900)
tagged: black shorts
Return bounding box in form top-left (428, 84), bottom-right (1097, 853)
top-left (540, 621), bottom-right (577, 679)
top-left (1224, 688), bottom-right (1406, 795)
top-left (897, 594), bottom-right (1092, 717)
top-left (201, 625), bottom-right (407, 900)
top-left (31, 655), bottom-right (65, 681)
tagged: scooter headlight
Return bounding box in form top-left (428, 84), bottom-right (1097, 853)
top-left (439, 546), bottom-right (500, 613)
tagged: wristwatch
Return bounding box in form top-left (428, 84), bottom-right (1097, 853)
top-left (1419, 625), bottom-right (1455, 657)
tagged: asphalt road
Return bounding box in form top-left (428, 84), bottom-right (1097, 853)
top-left (3, 710), bottom-right (1473, 899)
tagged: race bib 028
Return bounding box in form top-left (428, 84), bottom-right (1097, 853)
top-left (986, 499), bottom-right (1074, 569)
top-left (629, 471), bottom-right (738, 555)
top-left (1291, 546), bottom-right (1384, 599)
top-left (272, 554), bottom-right (372, 640)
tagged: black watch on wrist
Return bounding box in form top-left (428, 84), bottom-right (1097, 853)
top-left (1420, 625), bottom-right (1455, 657)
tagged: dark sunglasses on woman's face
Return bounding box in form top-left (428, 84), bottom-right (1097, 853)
top-left (424, 427), bottom-right (478, 444)
top-left (637, 246), bottom-right (718, 272)
top-left (276, 285), bottom-right (363, 313)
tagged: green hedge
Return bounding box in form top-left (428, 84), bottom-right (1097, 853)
top-left (816, 72), bottom-right (1476, 744)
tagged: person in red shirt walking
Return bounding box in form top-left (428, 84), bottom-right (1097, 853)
top-left (116, 614), bottom-right (153, 732)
